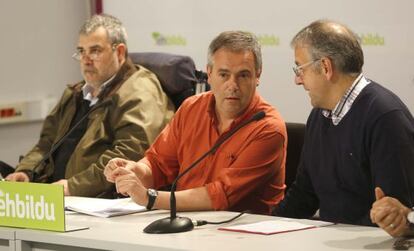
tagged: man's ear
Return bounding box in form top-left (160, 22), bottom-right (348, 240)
top-left (116, 43), bottom-right (127, 63)
top-left (256, 69), bottom-right (262, 86)
top-left (206, 65), bottom-right (213, 79)
top-left (320, 57), bottom-right (334, 80)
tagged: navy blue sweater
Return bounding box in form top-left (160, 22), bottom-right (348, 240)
top-left (274, 82), bottom-right (414, 226)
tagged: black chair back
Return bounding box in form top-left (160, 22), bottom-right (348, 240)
top-left (129, 52), bottom-right (208, 109)
top-left (285, 122), bottom-right (306, 191)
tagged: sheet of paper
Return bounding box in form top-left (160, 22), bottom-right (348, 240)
top-left (65, 196), bottom-right (146, 218)
top-left (219, 218), bottom-right (334, 235)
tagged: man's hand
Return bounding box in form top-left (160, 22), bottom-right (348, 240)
top-left (104, 158), bottom-right (153, 187)
top-left (52, 179), bottom-right (70, 196)
top-left (370, 187), bottom-right (410, 237)
top-left (104, 158), bottom-right (137, 183)
top-left (114, 167), bottom-right (147, 206)
top-left (5, 172), bottom-right (30, 182)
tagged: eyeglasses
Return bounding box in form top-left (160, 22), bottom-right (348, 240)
top-left (72, 44), bottom-right (118, 61)
top-left (292, 59), bottom-right (321, 77)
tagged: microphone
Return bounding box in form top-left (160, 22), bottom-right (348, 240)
top-left (29, 99), bottom-right (113, 181)
top-left (143, 110), bottom-right (266, 234)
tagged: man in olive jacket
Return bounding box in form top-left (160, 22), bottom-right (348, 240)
top-left (5, 14), bottom-right (174, 197)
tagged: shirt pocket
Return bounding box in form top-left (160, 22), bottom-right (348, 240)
top-left (203, 150), bottom-right (238, 182)
top-left (214, 150), bottom-right (238, 168)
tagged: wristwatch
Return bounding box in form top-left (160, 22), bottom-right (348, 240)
top-left (146, 188), bottom-right (158, 210)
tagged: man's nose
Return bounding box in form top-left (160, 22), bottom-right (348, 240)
top-left (227, 75), bottom-right (239, 90)
top-left (81, 56), bottom-right (94, 65)
top-left (294, 75), bottom-right (303, 86)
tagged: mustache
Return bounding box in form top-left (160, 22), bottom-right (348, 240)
top-left (225, 95), bottom-right (240, 98)
top-left (225, 92), bottom-right (240, 99)
top-left (83, 68), bottom-right (97, 74)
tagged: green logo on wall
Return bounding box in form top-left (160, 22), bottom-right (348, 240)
top-left (256, 34), bottom-right (280, 46)
top-left (152, 32), bottom-right (187, 46)
top-left (359, 33), bottom-right (385, 46)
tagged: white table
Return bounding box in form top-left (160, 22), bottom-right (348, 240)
top-left (0, 227), bottom-right (15, 251)
top-left (1, 210), bottom-right (397, 251)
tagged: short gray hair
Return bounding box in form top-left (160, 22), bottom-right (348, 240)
top-left (80, 14), bottom-right (128, 48)
top-left (291, 20), bottom-right (363, 76)
top-left (207, 31), bottom-right (262, 73)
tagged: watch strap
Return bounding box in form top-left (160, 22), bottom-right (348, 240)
top-left (146, 189), bottom-right (158, 210)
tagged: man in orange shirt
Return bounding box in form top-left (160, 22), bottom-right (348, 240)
top-left (104, 31), bottom-right (287, 214)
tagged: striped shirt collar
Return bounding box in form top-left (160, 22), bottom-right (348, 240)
top-left (322, 73), bottom-right (370, 125)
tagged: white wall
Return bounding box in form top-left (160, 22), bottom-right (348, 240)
top-left (0, 0), bottom-right (89, 166)
top-left (104, 0), bottom-right (414, 122)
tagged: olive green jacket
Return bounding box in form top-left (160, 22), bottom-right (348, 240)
top-left (15, 58), bottom-right (174, 197)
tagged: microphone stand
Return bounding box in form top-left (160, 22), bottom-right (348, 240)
top-left (143, 111), bottom-right (265, 234)
top-left (31, 99), bottom-right (113, 181)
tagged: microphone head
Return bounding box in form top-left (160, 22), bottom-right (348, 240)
top-left (252, 111), bottom-right (265, 121)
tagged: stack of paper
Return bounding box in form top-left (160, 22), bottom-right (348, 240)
top-left (219, 218), bottom-right (334, 235)
top-left (65, 196), bottom-right (146, 218)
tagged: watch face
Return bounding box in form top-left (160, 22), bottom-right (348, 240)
top-left (407, 211), bottom-right (414, 224)
top-left (148, 189), bottom-right (158, 197)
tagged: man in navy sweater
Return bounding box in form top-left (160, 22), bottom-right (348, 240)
top-left (272, 20), bottom-right (414, 227)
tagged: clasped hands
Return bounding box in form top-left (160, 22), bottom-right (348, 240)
top-left (104, 158), bottom-right (148, 206)
top-left (370, 187), bottom-right (411, 237)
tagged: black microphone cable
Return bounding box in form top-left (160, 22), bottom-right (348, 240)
top-left (192, 210), bottom-right (249, 227)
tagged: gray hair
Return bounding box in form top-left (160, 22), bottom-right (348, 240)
top-left (207, 31), bottom-right (262, 73)
top-left (291, 20), bottom-right (363, 76)
top-left (80, 14), bottom-right (128, 48)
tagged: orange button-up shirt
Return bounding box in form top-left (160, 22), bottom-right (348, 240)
top-left (141, 92), bottom-right (286, 214)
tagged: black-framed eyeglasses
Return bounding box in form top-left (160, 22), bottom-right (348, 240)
top-left (72, 44), bottom-right (118, 61)
top-left (292, 59), bottom-right (321, 77)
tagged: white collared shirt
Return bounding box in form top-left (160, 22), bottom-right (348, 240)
top-left (322, 73), bottom-right (370, 125)
top-left (82, 74), bottom-right (116, 106)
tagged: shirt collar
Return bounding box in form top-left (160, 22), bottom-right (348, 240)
top-left (82, 74), bottom-right (116, 106)
top-left (322, 73), bottom-right (370, 125)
